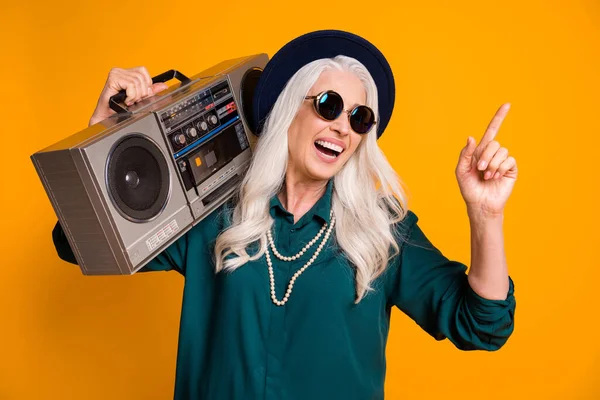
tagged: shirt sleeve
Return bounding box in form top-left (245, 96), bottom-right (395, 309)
top-left (139, 230), bottom-right (189, 274)
top-left (143, 201), bottom-right (231, 274)
top-left (388, 210), bottom-right (516, 351)
top-left (52, 220), bottom-right (78, 265)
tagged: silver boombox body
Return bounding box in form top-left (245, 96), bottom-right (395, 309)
top-left (31, 54), bottom-right (269, 275)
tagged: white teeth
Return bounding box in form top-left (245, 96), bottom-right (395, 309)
top-left (315, 140), bottom-right (344, 154)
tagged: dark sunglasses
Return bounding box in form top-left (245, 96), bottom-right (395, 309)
top-left (304, 90), bottom-right (377, 134)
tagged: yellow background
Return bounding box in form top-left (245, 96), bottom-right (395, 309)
top-left (2, 0), bottom-right (598, 398)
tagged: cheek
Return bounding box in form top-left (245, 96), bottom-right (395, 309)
top-left (287, 124), bottom-right (312, 162)
top-left (287, 120), bottom-right (306, 153)
top-left (291, 122), bottom-right (329, 155)
top-left (289, 112), bottom-right (314, 146)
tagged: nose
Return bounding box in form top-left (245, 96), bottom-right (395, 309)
top-left (330, 110), bottom-right (351, 136)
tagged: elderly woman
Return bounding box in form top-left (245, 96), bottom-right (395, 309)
top-left (53, 30), bottom-right (517, 400)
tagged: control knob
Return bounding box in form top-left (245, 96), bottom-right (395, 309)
top-left (206, 114), bottom-right (219, 128)
top-left (172, 133), bottom-right (186, 146)
top-left (186, 126), bottom-right (198, 139)
top-left (197, 120), bottom-right (208, 132)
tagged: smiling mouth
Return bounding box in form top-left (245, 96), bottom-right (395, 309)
top-left (314, 140), bottom-right (344, 158)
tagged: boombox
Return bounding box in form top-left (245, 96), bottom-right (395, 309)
top-left (31, 54), bottom-right (269, 275)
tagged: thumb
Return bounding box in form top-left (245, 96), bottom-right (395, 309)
top-left (458, 136), bottom-right (477, 170)
top-left (150, 82), bottom-right (169, 95)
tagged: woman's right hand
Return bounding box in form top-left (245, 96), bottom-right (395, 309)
top-left (88, 66), bottom-right (169, 126)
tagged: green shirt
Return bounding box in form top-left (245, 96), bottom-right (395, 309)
top-left (52, 179), bottom-right (516, 400)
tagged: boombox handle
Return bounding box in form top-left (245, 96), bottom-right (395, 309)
top-left (108, 69), bottom-right (191, 114)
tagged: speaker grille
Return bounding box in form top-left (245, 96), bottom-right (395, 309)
top-left (107, 135), bottom-right (170, 222)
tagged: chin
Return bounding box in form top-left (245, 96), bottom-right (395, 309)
top-left (307, 169), bottom-right (335, 181)
top-left (306, 160), bottom-right (344, 181)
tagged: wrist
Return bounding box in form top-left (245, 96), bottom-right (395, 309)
top-left (466, 206), bottom-right (504, 223)
top-left (89, 115), bottom-right (100, 127)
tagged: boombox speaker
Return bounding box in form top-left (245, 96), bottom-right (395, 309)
top-left (31, 54), bottom-right (269, 275)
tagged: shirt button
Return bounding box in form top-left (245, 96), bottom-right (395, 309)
top-left (290, 229), bottom-right (295, 233)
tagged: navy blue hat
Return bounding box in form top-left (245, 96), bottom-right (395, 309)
top-left (251, 29), bottom-right (395, 139)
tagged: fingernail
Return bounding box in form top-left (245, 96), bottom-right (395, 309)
top-left (494, 172), bottom-right (500, 179)
top-left (148, 87), bottom-right (153, 96)
top-left (484, 171), bottom-right (492, 179)
top-left (478, 160), bottom-right (487, 170)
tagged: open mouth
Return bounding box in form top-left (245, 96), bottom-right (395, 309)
top-left (314, 139), bottom-right (344, 159)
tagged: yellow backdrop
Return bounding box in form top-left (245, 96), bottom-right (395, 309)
top-left (2, 0), bottom-right (598, 398)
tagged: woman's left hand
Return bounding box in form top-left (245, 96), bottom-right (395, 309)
top-left (455, 103), bottom-right (518, 218)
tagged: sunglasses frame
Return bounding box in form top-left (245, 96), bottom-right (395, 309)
top-left (304, 90), bottom-right (377, 134)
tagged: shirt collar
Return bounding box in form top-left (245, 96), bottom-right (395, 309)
top-left (269, 179), bottom-right (334, 225)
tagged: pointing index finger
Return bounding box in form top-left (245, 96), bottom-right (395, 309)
top-left (480, 103), bottom-right (511, 145)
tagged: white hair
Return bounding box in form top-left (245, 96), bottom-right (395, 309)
top-left (214, 55), bottom-right (410, 303)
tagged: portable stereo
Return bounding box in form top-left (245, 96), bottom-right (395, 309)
top-left (31, 54), bottom-right (269, 275)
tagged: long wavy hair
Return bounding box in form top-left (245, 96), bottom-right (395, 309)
top-left (214, 55), bottom-right (410, 303)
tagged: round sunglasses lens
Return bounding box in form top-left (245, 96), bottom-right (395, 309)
top-left (317, 91), bottom-right (343, 120)
top-left (350, 106), bottom-right (375, 134)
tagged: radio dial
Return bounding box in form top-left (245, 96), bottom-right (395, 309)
top-left (208, 115), bottom-right (218, 125)
top-left (186, 127), bottom-right (198, 139)
top-left (198, 120), bottom-right (208, 132)
top-left (173, 133), bottom-right (186, 146)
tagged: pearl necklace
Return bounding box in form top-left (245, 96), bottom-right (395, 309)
top-left (265, 211), bottom-right (336, 306)
top-left (266, 210), bottom-right (332, 261)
